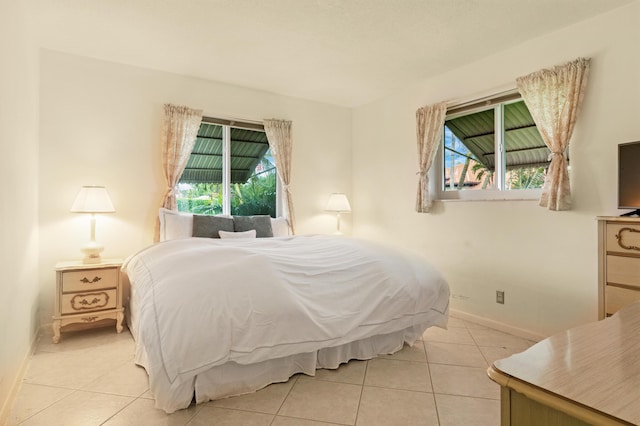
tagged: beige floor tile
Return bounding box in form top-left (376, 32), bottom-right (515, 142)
top-left (479, 346), bottom-right (526, 366)
top-left (462, 320), bottom-right (489, 330)
top-left (37, 327), bottom-right (134, 355)
top-left (81, 360), bottom-right (149, 397)
top-left (7, 383), bottom-right (74, 424)
top-left (364, 359), bottom-right (431, 392)
top-left (11, 316), bottom-right (535, 426)
top-left (423, 326), bottom-right (475, 345)
top-left (425, 341), bottom-right (487, 367)
top-left (73, 338), bottom-right (136, 367)
top-left (378, 342), bottom-right (427, 362)
top-left (467, 328), bottom-right (532, 349)
top-left (277, 379), bottom-right (361, 425)
top-left (356, 386), bottom-right (438, 426)
top-left (430, 364), bottom-right (500, 399)
top-left (272, 416), bottom-right (343, 425)
top-left (308, 360), bottom-right (367, 385)
top-left (187, 406), bottom-right (273, 426)
top-left (102, 397), bottom-right (199, 425)
top-left (445, 316), bottom-right (467, 328)
top-left (18, 390), bottom-right (134, 426)
top-left (210, 379), bottom-right (295, 414)
top-left (435, 394), bottom-right (500, 426)
top-left (23, 350), bottom-right (124, 389)
top-left (139, 389), bottom-right (154, 400)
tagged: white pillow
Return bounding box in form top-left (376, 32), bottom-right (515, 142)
top-left (158, 208), bottom-right (193, 241)
top-left (271, 217), bottom-right (290, 237)
top-left (218, 229), bottom-right (257, 239)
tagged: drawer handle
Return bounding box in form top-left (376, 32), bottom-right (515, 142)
top-left (82, 316), bottom-right (99, 322)
top-left (616, 227), bottom-right (640, 252)
top-left (70, 292), bottom-right (110, 310)
top-left (80, 276), bottom-right (102, 284)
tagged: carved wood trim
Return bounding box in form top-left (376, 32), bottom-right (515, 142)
top-left (616, 227), bottom-right (640, 252)
top-left (70, 292), bottom-right (110, 310)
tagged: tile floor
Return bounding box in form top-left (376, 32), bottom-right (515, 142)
top-left (8, 316), bottom-right (536, 426)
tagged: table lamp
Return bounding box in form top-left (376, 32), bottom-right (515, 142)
top-left (70, 185), bottom-right (115, 264)
top-left (325, 193), bottom-right (351, 234)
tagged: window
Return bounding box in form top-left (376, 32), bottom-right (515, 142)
top-left (176, 118), bottom-right (279, 216)
top-left (437, 91), bottom-right (554, 200)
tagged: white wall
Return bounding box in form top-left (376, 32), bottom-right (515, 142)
top-left (0, 1), bottom-right (40, 421)
top-left (37, 51), bottom-right (353, 325)
top-left (352, 3), bottom-right (640, 337)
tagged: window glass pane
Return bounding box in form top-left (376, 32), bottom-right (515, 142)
top-left (443, 108), bottom-right (495, 190)
top-left (230, 146), bottom-right (277, 217)
top-left (176, 182), bottom-right (223, 214)
top-left (176, 122), bottom-right (224, 214)
top-left (503, 100), bottom-right (549, 190)
top-left (177, 122), bottom-right (277, 216)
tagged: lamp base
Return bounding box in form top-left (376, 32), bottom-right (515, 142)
top-left (82, 255), bottom-right (103, 265)
top-left (80, 242), bottom-right (104, 264)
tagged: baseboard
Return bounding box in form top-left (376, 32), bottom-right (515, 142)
top-left (0, 330), bottom-right (39, 426)
top-left (450, 309), bottom-right (547, 342)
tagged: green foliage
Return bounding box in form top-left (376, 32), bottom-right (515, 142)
top-left (176, 159), bottom-right (276, 217)
top-left (507, 167), bottom-right (546, 189)
top-left (176, 197), bottom-right (223, 215)
top-left (471, 161), bottom-right (494, 189)
top-left (230, 169), bottom-right (277, 217)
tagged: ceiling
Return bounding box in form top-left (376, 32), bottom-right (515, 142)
top-left (28, 0), bottom-right (633, 107)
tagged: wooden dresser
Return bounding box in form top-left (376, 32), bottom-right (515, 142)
top-left (597, 216), bottom-right (640, 319)
top-left (52, 259), bottom-right (124, 343)
top-left (488, 301), bottom-right (640, 426)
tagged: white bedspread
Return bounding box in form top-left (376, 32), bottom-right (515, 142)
top-left (123, 235), bottom-right (449, 412)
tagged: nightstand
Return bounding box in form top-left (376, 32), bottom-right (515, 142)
top-left (52, 259), bottom-right (124, 343)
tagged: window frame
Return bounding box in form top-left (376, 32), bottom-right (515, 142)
top-left (178, 116), bottom-right (283, 217)
top-left (433, 91), bottom-right (545, 202)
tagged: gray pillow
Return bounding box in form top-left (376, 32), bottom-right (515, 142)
top-left (192, 215), bottom-right (234, 238)
top-left (233, 215), bottom-right (274, 238)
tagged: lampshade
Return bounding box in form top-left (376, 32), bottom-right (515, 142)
top-left (325, 193), bottom-right (351, 212)
top-left (70, 186), bottom-right (115, 213)
top-left (70, 185), bottom-right (115, 264)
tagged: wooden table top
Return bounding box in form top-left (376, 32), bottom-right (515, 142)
top-left (490, 301), bottom-right (640, 425)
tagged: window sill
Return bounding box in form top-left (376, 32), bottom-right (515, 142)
top-left (435, 198), bottom-right (540, 203)
top-left (435, 188), bottom-right (542, 202)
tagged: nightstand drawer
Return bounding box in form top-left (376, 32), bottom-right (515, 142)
top-left (606, 285), bottom-right (640, 316)
top-left (61, 267), bottom-right (118, 293)
top-left (606, 223), bottom-right (640, 255)
top-left (606, 255), bottom-right (640, 288)
top-left (61, 289), bottom-right (117, 314)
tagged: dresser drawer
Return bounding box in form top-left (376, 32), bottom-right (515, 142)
top-left (606, 285), bottom-right (640, 316)
top-left (61, 267), bottom-right (118, 293)
top-left (606, 223), bottom-right (640, 255)
top-left (61, 289), bottom-right (117, 314)
top-left (606, 255), bottom-right (640, 288)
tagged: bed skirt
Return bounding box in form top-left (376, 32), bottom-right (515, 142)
top-left (134, 320), bottom-right (442, 413)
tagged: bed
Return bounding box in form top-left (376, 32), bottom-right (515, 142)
top-left (121, 213), bottom-right (450, 413)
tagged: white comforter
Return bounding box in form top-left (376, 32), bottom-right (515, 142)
top-left (123, 235), bottom-right (449, 411)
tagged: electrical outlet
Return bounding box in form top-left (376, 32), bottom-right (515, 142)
top-left (496, 290), bottom-right (505, 304)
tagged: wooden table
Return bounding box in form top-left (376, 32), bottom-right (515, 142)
top-left (488, 302), bottom-right (640, 426)
top-left (52, 259), bottom-right (124, 343)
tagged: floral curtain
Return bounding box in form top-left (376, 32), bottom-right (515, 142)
top-left (416, 102), bottom-right (448, 213)
top-left (516, 58), bottom-right (590, 211)
top-left (154, 104), bottom-right (202, 242)
top-left (264, 119), bottom-right (296, 234)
